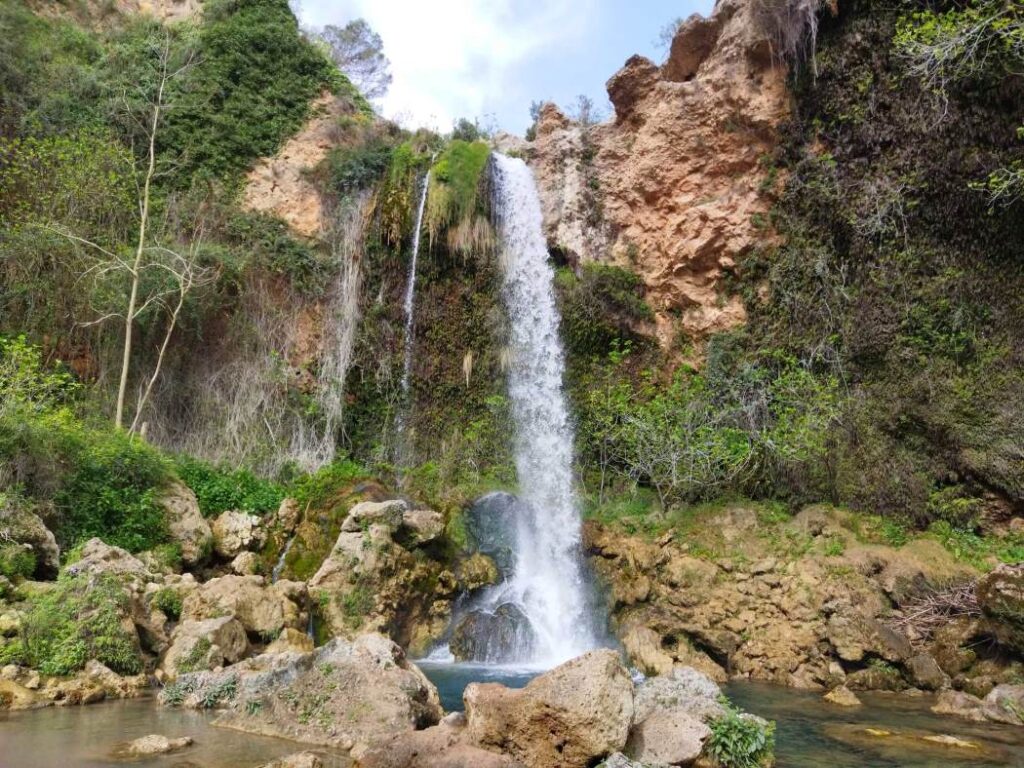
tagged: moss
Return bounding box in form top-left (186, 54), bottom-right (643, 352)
top-left (424, 140), bottom-right (491, 242)
top-left (152, 586), bottom-right (183, 620)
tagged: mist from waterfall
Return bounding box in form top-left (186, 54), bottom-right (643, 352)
top-left (481, 152), bottom-right (598, 666)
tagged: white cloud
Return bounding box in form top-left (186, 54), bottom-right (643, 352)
top-left (293, 0), bottom-right (597, 130)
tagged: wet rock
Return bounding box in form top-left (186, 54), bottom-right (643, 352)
top-left (906, 653), bottom-right (949, 691)
top-left (157, 481), bottom-right (213, 567)
top-left (342, 499), bottom-right (407, 533)
top-left (929, 686), bottom-right (1024, 725)
top-left (465, 649), bottom-right (634, 768)
top-left (450, 604), bottom-right (535, 663)
top-left (265, 627), bottom-right (314, 654)
top-left (83, 660), bottom-right (148, 699)
top-left (400, 508), bottom-right (444, 547)
top-left (456, 553), bottom-right (499, 592)
top-left (212, 510), bottom-right (266, 559)
top-left (0, 679), bottom-right (40, 710)
top-left (845, 665), bottom-right (907, 692)
top-left (259, 753), bottom-right (324, 768)
top-left (824, 685), bottom-right (862, 707)
top-left (977, 563), bottom-right (1024, 650)
top-left (465, 493), bottom-right (521, 577)
top-left (624, 709), bottom-right (710, 766)
top-left (169, 634), bottom-right (442, 753)
top-left (160, 616), bottom-right (249, 679)
top-left (0, 499), bottom-right (59, 578)
top-left (121, 734), bottom-right (193, 756)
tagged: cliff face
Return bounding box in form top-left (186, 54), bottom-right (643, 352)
top-left (530, 0), bottom-right (791, 347)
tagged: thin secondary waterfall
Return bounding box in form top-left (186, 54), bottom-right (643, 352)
top-left (482, 152), bottom-right (597, 665)
top-left (400, 171), bottom-right (431, 408)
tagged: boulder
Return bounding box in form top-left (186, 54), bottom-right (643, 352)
top-left (400, 508), bottom-right (444, 547)
top-left (0, 499), bottom-right (59, 578)
top-left (157, 481), bottom-right (213, 567)
top-left (357, 714), bottom-right (522, 768)
top-left (260, 753), bottom-right (324, 768)
top-left (231, 551), bottom-right (260, 575)
top-left (823, 685), bottom-right (862, 707)
top-left (826, 613), bottom-right (912, 664)
top-left (633, 666), bottom-right (726, 724)
top-left (624, 709), bottom-right (710, 766)
top-left (465, 649), bottom-right (634, 768)
top-left (456, 553), bottom-right (500, 592)
top-left (622, 624), bottom-right (674, 676)
top-left (450, 604), bottom-right (535, 662)
top-left (212, 510), bottom-right (267, 559)
top-left (83, 660), bottom-right (148, 699)
top-left (600, 755), bottom-right (646, 768)
top-left (906, 653), bottom-right (949, 691)
top-left (160, 616), bottom-right (249, 678)
top-left (121, 734), bottom-right (193, 756)
top-left (181, 575), bottom-right (302, 637)
top-left (65, 538), bottom-right (152, 582)
top-left (275, 498), bottom-right (301, 534)
top-left (342, 500), bottom-right (407, 533)
top-left (977, 563), bottom-right (1024, 650)
top-left (266, 627), bottom-right (314, 654)
top-left (167, 634), bottom-right (443, 753)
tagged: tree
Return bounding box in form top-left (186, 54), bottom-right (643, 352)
top-left (319, 19), bottom-right (392, 100)
top-left (656, 16), bottom-right (685, 56)
top-left (570, 94), bottom-right (603, 128)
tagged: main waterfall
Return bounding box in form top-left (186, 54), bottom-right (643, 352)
top-left (482, 153), bottom-right (597, 665)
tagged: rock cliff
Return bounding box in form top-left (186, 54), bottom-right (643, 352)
top-left (529, 0), bottom-right (791, 347)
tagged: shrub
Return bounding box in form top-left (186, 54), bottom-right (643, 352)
top-left (0, 543), bottom-right (35, 581)
top-left (290, 458), bottom-right (366, 508)
top-left (707, 698), bottom-right (776, 768)
top-left (557, 263), bottom-right (654, 358)
top-left (176, 637), bottom-right (212, 673)
top-left (152, 586), bottom-right (183, 620)
top-left (174, 455), bottom-right (284, 517)
top-left (3, 574), bottom-right (142, 676)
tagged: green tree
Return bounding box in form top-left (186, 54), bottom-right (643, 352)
top-left (318, 18), bottom-right (392, 100)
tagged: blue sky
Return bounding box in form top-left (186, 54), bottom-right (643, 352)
top-left (293, 1), bottom-right (714, 134)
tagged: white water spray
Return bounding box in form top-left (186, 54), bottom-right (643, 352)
top-left (400, 172), bottom-right (431, 406)
top-left (483, 153), bottom-right (598, 666)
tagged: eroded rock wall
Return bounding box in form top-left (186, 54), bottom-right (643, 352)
top-left (530, 0), bottom-right (791, 347)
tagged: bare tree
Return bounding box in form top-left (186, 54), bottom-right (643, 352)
top-left (656, 17), bottom-right (685, 57)
top-left (318, 19), bottom-right (393, 100)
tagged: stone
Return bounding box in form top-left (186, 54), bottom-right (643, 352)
top-left (231, 551), bottom-right (260, 575)
top-left (600, 755), bottom-right (646, 768)
top-left (920, 735), bottom-right (979, 749)
top-left (169, 634), bottom-right (442, 753)
top-left (456, 553), bottom-right (499, 592)
top-left (0, 499), bottom-right (60, 578)
top-left (845, 666), bottom-right (907, 692)
top-left (906, 653), bottom-right (949, 691)
top-left (932, 690), bottom-right (988, 722)
top-left (977, 563), bottom-right (1024, 650)
top-left (160, 616), bottom-right (249, 679)
top-left (827, 613), bottom-right (912, 664)
top-left (342, 499), bottom-right (407, 533)
top-left (465, 492), bottom-right (522, 578)
top-left (357, 715), bottom-right (522, 768)
top-left (0, 612), bottom-right (21, 637)
top-left (65, 538), bottom-right (152, 582)
top-left (465, 649), bottom-right (634, 768)
top-left (212, 510), bottom-right (267, 559)
top-left (259, 753), bottom-right (324, 768)
top-left (265, 627), bottom-right (314, 654)
top-left (84, 660), bottom-right (148, 699)
top-left (275, 498), bottom-right (301, 533)
top-left (450, 604), bottom-right (535, 663)
top-left (0, 679), bottom-right (40, 710)
top-left (823, 685), bottom-right (861, 707)
top-left (633, 666), bottom-right (726, 724)
top-left (181, 575), bottom-right (301, 637)
top-left (622, 624), bottom-right (674, 676)
top-left (157, 481), bottom-right (213, 567)
top-left (400, 508), bottom-right (444, 547)
top-left (624, 709), bottom-right (710, 766)
top-left (121, 734), bottom-right (193, 756)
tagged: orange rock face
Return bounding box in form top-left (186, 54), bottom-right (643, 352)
top-left (530, 0), bottom-right (791, 347)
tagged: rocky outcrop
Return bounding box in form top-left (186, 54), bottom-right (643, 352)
top-left (65, 538), bottom-right (154, 583)
top-left (977, 563), bottom-right (1024, 651)
top-left (159, 616), bottom-right (249, 679)
top-left (165, 634), bottom-right (443, 754)
top-left (180, 574), bottom-right (304, 638)
top-left (157, 482), bottom-right (213, 567)
top-left (528, 0), bottom-right (792, 347)
top-left (259, 753), bottom-right (325, 768)
top-left (212, 510), bottom-right (267, 559)
top-left (0, 500), bottom-right (59, 578)
top-left (932, 685), bottom-right (1024, 726)
top-left (464, 649), bottom-right (634, 768)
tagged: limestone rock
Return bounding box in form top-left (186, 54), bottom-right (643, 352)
top-left (121, 734), bottom-right (193, 756)
top-left (230, 551), bottom-right (260, 575)
top-left (157, 482), bottom-right (213, 567)
top-left (0, 499), bottom-right (59, 578)
top-left (265, 627), bottom-right (314, 655)
top-left (260, 753), bottom-right (324, 768)
top-left (342, 499), bottom-right (407, 533)
top-left (212, 510), bottom-right (267, 559)
top-left (450, 604), bottom-right (534, 662)
top-left (465, 649), bottom-right (634, 768)
top-left (181, 575), bottom-right (301, 637)
top-left (160, 616), bottom-right (249, 679)
top-left (977, 563), bottom-right (1024, 650)
top-left (357, 714), bottom-right (522, 768)
top-left (906, 653), bottom-right (949, 691)
top-left (622, 624), bottom-right (674, 676)
top-left (83, 660), bottom-right (148, 699)
top-left (600, 755), bottom-right (646, 768)
top-left (168, 634), bottom-right (442, 753)
top-left (826, 613), bottom-right (912, 664)
top-left (456, 553), bottom-right (499, 592)
top-left (400, 508), bottom-right (444, 547)
top-left (823, 685), bottom-right (862, 707)
top-left (625, 709), bottom-right (710, 766)
top-left (65, 538), bottom-right (152, 582)
top-left (275, 498), bottom-right (301, 534)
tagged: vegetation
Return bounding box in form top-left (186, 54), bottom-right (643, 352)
top-left (0, 574), bottom-right (142, 675)
top-left (317, 18), bottom-right (391, 101)
top-left (175, 455), bottom-right (284, 518)
top-left (707, 698), bottom-right (776, 768)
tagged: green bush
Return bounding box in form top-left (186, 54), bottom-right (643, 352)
top-left (0, 543), bottom-right (35, 581)
top-left (0, 574), bottom-right (142, 676)
top-left (707, 698), bottom-right (776, 768)
top-left (557, 263), bottom-right (654, 358)
top-left (174, 455), bottom-right (284, 518)
top-left (152, 586), bottom-right (183, 620)
top-left (290, 458), bottom-right (366, 509)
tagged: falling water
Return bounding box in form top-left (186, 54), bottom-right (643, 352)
top-left (478, 153), bottom-right (598, 665)
top-left (400, 172), bottom-right (431, 408)
top-left (270, 534), bottom-right (295, 583)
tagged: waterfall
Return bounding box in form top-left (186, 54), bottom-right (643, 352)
top-left (270, 534), bottom-right (295, 583)
top-left (479, 153), bottom-right (597, 665)
top-left (396, 172), bottom-right (430, 462)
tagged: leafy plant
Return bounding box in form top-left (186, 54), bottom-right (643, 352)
top-left (152, 586), bottom-right (183, 620)
top-left (708, 698), bottom-right (776, 768)
top-left (0, 543), bottom-right (35, 581)
top-left (175, 454), bottom-right (284, 517)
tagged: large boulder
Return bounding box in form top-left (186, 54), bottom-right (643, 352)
top-left (633, 666), bottom-right (726, 724)
top-left (826, 613), bottom-right (912, 664)
top-left (450, 604), bottom-right (535, 663)
top-left (212, 510), bottom-right (266, 559)
top-left (399, 508), bottom-right (444, 547)
top-left (624, 709), bottom-right (710, 766)
top-left (157, 482), bottom-right (213, 567)
top-left (180, 575), bottom-right (302, 638)
top-left (166, 634), bottom-right (443, 754)
top-left (160, 616), bottom-right (249, 679)
top-left (465, 493), bottom-right (522, 578)
top-left (977, 563), bottom-right (1024, 650)
top-left (0, 498), bottom-right (59, 578)
top-left (933, 685), bottom-right (1024, 726)
top-left (342, 500), bottom-right (407, 533)
top-left (357, 714), bottom-right (522, 768)
top-left (65, 538), bottom-right (153, 582)
top-left (465, 649), bottom-right (634, 768)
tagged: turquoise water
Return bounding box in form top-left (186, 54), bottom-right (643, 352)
top-left (417, 661), bottom-right (537, 711)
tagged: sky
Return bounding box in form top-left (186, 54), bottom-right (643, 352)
top-left (292, 0), bottom-right (714, 135)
